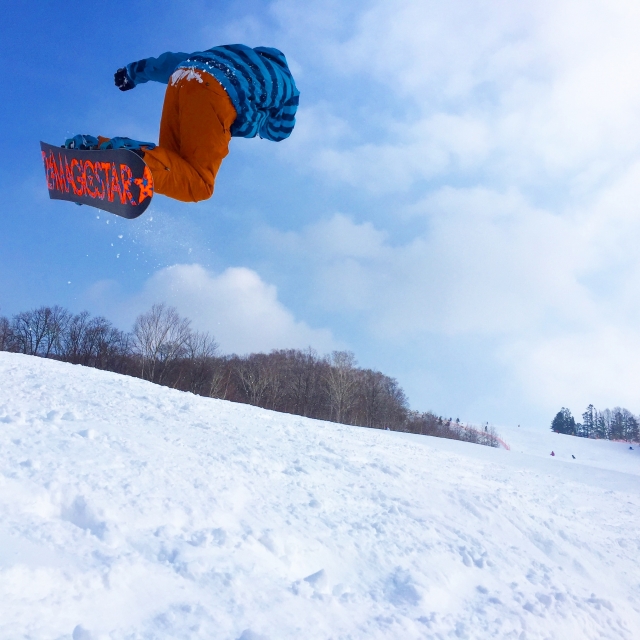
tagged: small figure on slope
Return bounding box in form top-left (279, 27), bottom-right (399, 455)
top-left (65, 45), bottom-right (299, 203)
top-left (550, 451), bottom-right (555, 456)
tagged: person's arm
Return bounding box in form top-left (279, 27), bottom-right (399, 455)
top-left (115, 51), bottom-right (191, 90)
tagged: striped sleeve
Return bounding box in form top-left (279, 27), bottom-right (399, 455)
top-left (259, 93), bottom-right (299, 142)
top-left (126, 51), bottom-right (190, 85)
top-left (255, 48), bottom-right (299, 141)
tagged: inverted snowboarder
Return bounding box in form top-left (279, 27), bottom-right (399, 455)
top-left (66, 44), bottom-right (299, 203)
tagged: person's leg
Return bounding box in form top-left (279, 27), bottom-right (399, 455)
top-left (144, 69), bottom-right (237, 202)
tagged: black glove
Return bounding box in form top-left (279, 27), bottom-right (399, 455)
top-left (114, 67), bottom-right (135, 91)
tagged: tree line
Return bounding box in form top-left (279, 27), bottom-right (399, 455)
top-left (551, 406), bottom-right (640, 442)
top-left (0, 303), bottom-right (503, 447)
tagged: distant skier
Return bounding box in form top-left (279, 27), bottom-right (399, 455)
top-left (630, 446), bottom-right (634, 450)
top-left (550, 451), bottom-right (555, 457)
top-left (572, 454), bottom-right (575, 459)
top-left (64, 45), bottom-right (299, 203)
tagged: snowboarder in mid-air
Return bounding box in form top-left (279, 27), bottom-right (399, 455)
top-left (65, 45), bottom-right (299, 203)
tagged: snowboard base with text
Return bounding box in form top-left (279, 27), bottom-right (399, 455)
top-left (40, 141), bottom-right (154, 219)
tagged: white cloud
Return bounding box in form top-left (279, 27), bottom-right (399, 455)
top-left (274, 0), bottom-right (640, 196)
top-left (87, 264), bottom-right (336, 355)
top-left (309, 114), bottom-right (493, 193)
top-left (269, 196), bottom-right (593, 337)
top-left (505, 327), bottom-right (640, 414)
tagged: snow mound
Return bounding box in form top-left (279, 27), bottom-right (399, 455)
top-left (0, 352), bottom-right (638, 639)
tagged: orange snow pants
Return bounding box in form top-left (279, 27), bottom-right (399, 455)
top-left (144, 69), bottom-right (237, 202)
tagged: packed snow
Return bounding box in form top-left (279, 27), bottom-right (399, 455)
top-left (0, 352), bottom-right (639, 639)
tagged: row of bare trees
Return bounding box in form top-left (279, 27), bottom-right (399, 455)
top-left (214, 349), bottom-right (410, 429)
top-left (1, 305), bottom-right (131, 372)
top-left (0, 302), bottom-right (502, 446)
top-left (130, 305), bottom-right (409, 428)
top-left (405, 412), bottom-right (503, 447)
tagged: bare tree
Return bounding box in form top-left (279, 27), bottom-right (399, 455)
top-left (58, 311), bottom-right (92, 363)
top-left (0, 315), bottom-right (13, 351)
top-left (280, 348), bottom-right (324, 417)
top-left (56, 311), bottom-right (131, 370)
top-left (259, 352), bottom-right (289, 410)
top-left (181, 330), bottom-right (219, 394)
top-left (376, 373), bottom-right (409, 429)
top-left (355, 369), bottom-right (388, 428)
top-left (234, 354), bottom-right (273, 406)
top-left (325, 351), bottom-right (358, 424)
top-left (206, 357), bottom-right (230, 399)
top-left (84, 317), bottom-right (131, 371)
top-left (96, 325), bottom-right (132, 373)
top-left (11, 306), bottom-right (70, 357)
top-left (133, 303), bottom-right (192, 384)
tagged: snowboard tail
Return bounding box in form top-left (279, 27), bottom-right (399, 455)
top-left (40, 142), bottom-right (154, 219)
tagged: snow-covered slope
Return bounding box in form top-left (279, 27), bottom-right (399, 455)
top-left (1, 353), bottom-right (638, 640)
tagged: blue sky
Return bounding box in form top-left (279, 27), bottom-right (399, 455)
top-left (3, 0), bottom-right (640, 428)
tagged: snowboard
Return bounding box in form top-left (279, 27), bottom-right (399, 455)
top-left (40, 141), bottom-right (154, 219)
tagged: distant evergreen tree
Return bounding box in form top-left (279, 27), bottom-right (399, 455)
top-left (551, 410), bottom-right (564, 433)
top-left (626, 414), bottom-right (640, 442)
top-left (581, 404), bottom-right (596, 438)
top-left (595, 411), bottom-right (607, 439)
top-left (610, 408), bottom-right (625, 440)
top-left (551, 407), bottom-right (576, 435)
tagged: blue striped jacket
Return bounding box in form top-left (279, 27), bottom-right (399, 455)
top-left (125, 45), bottom-right (299, 142)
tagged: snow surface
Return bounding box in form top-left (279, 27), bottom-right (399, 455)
top-left (1, 352), bottom-right (639, 640)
